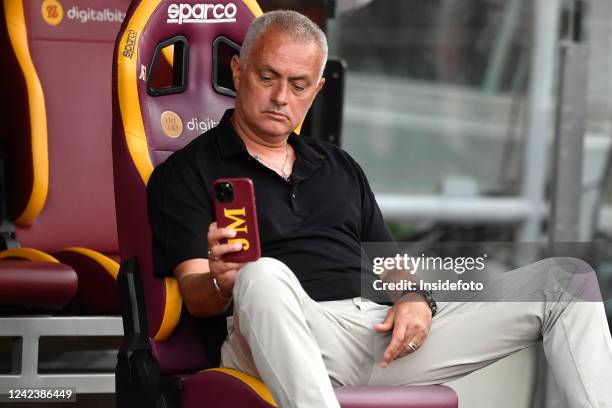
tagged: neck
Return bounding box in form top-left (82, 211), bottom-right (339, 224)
top-left (231, 112), bottom-right (289, 155)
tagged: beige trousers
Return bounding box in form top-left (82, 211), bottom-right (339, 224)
top-left (220, 257), bottom-right (612, 408)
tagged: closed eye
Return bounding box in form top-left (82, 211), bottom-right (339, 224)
top-left (292, 83), bottom-right (306, 92)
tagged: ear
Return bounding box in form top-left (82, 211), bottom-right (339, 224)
top-left (314, 77), bottom-right (325, 96)
top-left (230, 55), bottom-right (242, 91)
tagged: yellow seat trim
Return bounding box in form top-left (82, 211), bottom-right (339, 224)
top-left (4, 0), bottom-right (49, 224)
top-left (153, 277), bottom-right (183, 341)
top-left (59, 247), bottom-right (120, 280)
top-left (206, 367), bottom-right (277, 407)
top-left (294, 119), bottom-right (304, 135)
top-left (242, 0), bottom-right (263, 18)
top-left (116, 0), bottom-right (161, 184)
top-left (0, 248), bottom-right (58, 263)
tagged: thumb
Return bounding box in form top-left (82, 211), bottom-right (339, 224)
top-left (374, 308), bottom-right (395, 332)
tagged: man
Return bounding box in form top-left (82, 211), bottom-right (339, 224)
top-left (147, 10), bottom-right (612, 408)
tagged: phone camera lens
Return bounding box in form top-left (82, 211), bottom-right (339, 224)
top-left (215, 182), bottom-right (234, 203)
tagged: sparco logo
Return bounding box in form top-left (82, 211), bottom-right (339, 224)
top-left (123, 30), bottom-right (137, 59)
top-left (167, 3), bottom-right (237, 24)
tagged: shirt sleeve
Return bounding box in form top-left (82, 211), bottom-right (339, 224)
top-left (147, 157), bottom-right (213, 277)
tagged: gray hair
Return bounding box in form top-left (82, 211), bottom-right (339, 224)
top-left (240, 10), bottom-right (328, 78)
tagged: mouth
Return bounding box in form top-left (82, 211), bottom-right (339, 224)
top-left (264, 110), bottom-right (288, 120)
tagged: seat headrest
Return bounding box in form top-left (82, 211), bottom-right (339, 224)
top-left (2, 0), bottom-right (128, 254)
top-left (116, 0), bottom-right (263, 184)
top-left (3, 0), bottom-right (129, 224)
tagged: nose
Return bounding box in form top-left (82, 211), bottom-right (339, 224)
top-left (271, 80), bottom-right (289, 106)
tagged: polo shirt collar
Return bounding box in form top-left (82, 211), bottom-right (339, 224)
top-left (216, 109), bottom-right (247, 160)
top-left (216, 109), bottom-right (324, 166)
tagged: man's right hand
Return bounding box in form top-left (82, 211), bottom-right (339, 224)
top-left (207, 222), bottom-right (245, 296)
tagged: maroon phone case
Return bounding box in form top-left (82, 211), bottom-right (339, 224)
top-left (213, 178), bottom-right (261, 263)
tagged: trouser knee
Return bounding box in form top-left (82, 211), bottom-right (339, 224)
top-left (234, 257), bottom-right (301, 303)
top-left (548, 257), bottom-right (601, 301)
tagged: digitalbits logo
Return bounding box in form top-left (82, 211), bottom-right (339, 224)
top-left (187, 117), bottom-right (219, 133)
top-left (166, 3), bottom-right (237, 24)
top-left (66, 6), bottom-right (126, 23)
top-left (161, 111), bottom-right (183, 138)
top-left (41, 0), bottom-right (64, 26)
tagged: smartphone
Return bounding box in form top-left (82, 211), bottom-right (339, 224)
top-left (213, 178), bottom-right (261, 263)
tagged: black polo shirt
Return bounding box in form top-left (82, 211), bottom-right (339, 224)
top-left (147, 109), bottom-right (396, 302)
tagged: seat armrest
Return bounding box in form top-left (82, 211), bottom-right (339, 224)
top-left (0, 260), bottom-right (77, 310)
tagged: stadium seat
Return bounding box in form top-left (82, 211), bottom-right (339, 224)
top-left (112, 1), bottom-right (458, 407)
top-left (0, 258), bottom-right (77, 311)
top-left (0, 0), bottom-right (129, 392)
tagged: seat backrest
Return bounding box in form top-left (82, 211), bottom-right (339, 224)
top-left (113, 0), bottom-right (262, 373)
top-left (0, 0), bottom-right (130, 254)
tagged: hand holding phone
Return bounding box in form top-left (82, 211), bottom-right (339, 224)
top-left (206, 223), bottom-right (243, 298)
top-left (213, 178), bottom-right (261, 263)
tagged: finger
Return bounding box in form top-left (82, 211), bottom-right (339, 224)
top-left (208, 222), bottom-right (218, 232)
top-left (411, 330), bottom-right (428, 350)
top-left (396, 338), bottom-right (419, 359)
top-left (405, 318), bottom-right (429, 348)
top-left (374, 307), bottom-right (396, 332)
top-left (209, 242), bottom-right (243, 259)
top-left (395, 345), bottom-right (411, 360)
top-left (208, 227), bottom-right (237, 243)
top-left (399, 337), bottom-right (420, 358)
top-left (380, 340), bottom-right (400, 368)
top-left (389, 322), bottom-right (409, 359)
top-left (381, 323), bottom-right (408, 368)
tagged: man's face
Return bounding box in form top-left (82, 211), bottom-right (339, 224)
top-left (231, 28), bottom-right (325, 140)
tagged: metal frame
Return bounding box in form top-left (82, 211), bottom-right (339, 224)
top-left (0, 316), bottom-right (123, 393)
top-left (377, 195), bottom-right (533, 222)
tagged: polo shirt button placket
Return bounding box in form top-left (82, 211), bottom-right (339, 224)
top-left (289, 189), bottom-right (298, 212)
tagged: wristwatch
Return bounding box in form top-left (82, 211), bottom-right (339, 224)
top-left (401, 289), bottom-right (438, 317)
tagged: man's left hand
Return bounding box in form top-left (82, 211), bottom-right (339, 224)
top-left (374, 293), bottom-right (433, 368)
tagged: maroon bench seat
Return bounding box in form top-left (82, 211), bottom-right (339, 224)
top-left (0, 0), bottom-right (129, 395)
top-left (0, 259), bottom-right (77, 311)
top-left (181, 368), bottom-right (458, 408)
top-left (0, 0), bottom-right (130, 314)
